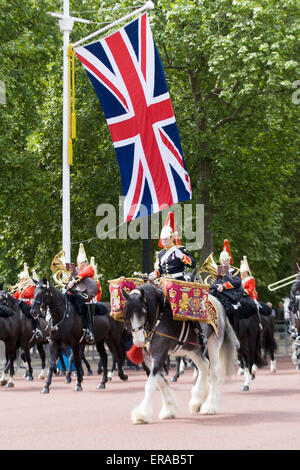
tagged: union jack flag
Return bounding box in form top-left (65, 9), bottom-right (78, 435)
top-left (75, 13), bottom-right (192, 222)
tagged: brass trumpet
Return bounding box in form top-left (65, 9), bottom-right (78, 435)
top-left (199, 253), bottom-right (218, 286)
top-left (267, 273), bottom-right (298, 292)
top-left (50, 251), bottom-right (72, 288)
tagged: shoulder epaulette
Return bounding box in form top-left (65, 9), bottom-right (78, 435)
top-left (232, 268), bottom-right (240, 277)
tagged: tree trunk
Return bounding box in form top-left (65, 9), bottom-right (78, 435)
top-left (197, 157), bottom-right (214, 265)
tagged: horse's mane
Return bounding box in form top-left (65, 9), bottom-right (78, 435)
top-left (66, 292), bottom-right (108, 316)
top-left (0, 304), bottom-right (15, 318)
top-left (18, 301), bottom-right (32, 318)
top-left (123, 283), bottom-right (167, 324)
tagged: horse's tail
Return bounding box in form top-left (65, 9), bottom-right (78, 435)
top-left (219, 317), bottom-right (239, 378)
top-left (262, 319), bottom-right (278, 355)
top-left (254, 327), bottom-right (265, 368)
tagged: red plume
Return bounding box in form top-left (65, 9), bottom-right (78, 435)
top-left (158, 211), bottom-right (181, 248)
top-left (223, 239), bottom-right (233, 264)
top-left (126, 345), bottom-right (144, 365)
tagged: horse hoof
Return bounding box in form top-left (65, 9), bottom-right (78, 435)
top-left (132, 419), bottom-right (147, 425)
top-left (119, 374), bottom-right (128, 381)
top-left (171, 377), bottom-right (177, 383)
top-left (97, 383), bottom-right (105, 390)
top-left (65, 377), bottom-right (71, 384)
top-left (7, 382), bottom-right (14, 388)
top-left (41, 387), bottom-right (49, 394)
top-left (87, 370), bottom-right (93, 376)
top-left (27, 376), bottom-right (33, 381)
top-left (74, 386), bottom-right (82, 392)
top-left (0, 380), bottom-right (8, 387)
top-left (242, 385), bottom-right (249, 391)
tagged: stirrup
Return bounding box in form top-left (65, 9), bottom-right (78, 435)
top-left (84, 329), bottom-right (94, 343)
top-left (199, 333), bottom-right (208, 346)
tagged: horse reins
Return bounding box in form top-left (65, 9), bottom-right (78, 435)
top-left (139, 304), bottom-right (201, 350)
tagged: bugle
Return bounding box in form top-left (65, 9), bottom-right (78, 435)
top-left (267, 273), bottom-right (298, 292)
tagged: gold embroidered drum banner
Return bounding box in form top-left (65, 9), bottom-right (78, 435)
top-left (161, 278), bottom-right (219, 336)
top-left (108, 277), bottom-right (144, 320)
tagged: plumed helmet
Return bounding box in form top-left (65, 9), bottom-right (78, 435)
top-left (90, 256), bottom-right (98, 280)
top-left (158, 211), bottom-right (181, 247)
top-left (240, 255), bottom-right (251, 275)
top-left (77, 243), bottom-right (88, 265)
top-left (219, 239), bottom-right (233, 265)
top-left (160, 225), bottom-right (174, 239)
top-left (18, 263), bottom-right (30, 280)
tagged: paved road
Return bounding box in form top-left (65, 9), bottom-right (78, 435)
top-left (0, 356), bottom-right (299, 450)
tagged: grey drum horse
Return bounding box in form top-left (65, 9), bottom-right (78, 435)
top-left (123, 283), bottom-right (238, 424)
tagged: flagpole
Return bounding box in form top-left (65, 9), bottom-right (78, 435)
top-left (48, 1), bottom-right (154, 263)
top-left (48, 2), bottom-right (92, 262)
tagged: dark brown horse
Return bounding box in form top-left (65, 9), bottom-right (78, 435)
top-left (31, 279), bottom-right (127, 393)
top-left (0, 290), bottom-right (49, 381)
top-left (0, 301), bottom-right (21, 387)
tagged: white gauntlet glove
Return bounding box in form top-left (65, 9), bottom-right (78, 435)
top-left (175, 249), bottom-right (184, 260)
top-left (148, 271), bottom-right (158, 281)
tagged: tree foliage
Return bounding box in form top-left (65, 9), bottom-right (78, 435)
top-left (0, 0), bottom-right (299, 305)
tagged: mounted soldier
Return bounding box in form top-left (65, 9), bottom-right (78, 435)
top-left (12, 263), bottom-right (42, 338)
top-left (240, 256), bottom-right (258, 300)
top-left (209, 239), bottom-right (243, 333)
top-left (240, 255), bottom-right (263, 330)
top-left (89, 256), bottom-right (102, 303)
top-left (66, 244), bottom-right (98, 343)
top-left (148, 212), bottom-right (196, 282)
top-left (147, 212), bottom-right (206, 345)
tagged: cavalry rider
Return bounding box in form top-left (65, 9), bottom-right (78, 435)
top-left (240, 256), bottom-right (258, 301)
top-left (240, 255), bottom-right (263, 330)
top-left (13, 263), bottom-right (42, 338)
top-left (90, 256), bottom-right (102, 303)
top-left (148, 212), bottom-right (206, 345)
top-left (66, 244), bottom-right (98, 343)
top-left (148, 212), bottom-right (196, 282)
top-left (209, 239), bottom-right (244, 333)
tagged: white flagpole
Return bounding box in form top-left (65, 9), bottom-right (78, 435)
top-left (48, 1), bottom-right (154, 262)
top-left (60, 1), bottom-right (72, 263)
top-left (48, 1), bottom-right (92, 263)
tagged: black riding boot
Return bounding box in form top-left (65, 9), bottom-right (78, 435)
top-left (32, 318), bottom-right (42, 338)
top-left (85, 303), bottom-right (95, 343)
top-left (193, 324), bottom-right (208, 347)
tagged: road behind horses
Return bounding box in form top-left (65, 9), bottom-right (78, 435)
top-left (0, 356), bottom-right (299, 450)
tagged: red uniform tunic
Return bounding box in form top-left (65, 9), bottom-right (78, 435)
top-left (13, 283), bottom-right (35, 305)
top-left (75, 265), bottom-right (95, 282)
top-left (90, 280), bottom-right (102, 303)
top-left (242, 276), bottom-right (258, 300)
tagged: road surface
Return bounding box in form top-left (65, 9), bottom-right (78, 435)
top-left (0, 355), bottom-right (299, 451)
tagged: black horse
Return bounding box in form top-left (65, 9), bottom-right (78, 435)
top-left (0, 290), bottom-right (49, 381)
top-left (231, 296), bottom-right (265, 391)
top-left (260, 305), bottom-right (277, 372)
top-left (31, 279), bottom-right (127, 393)
top-left (123, 283), bottom-right (238, 424)
top-left (0, 302), bottom-right (21, 387)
